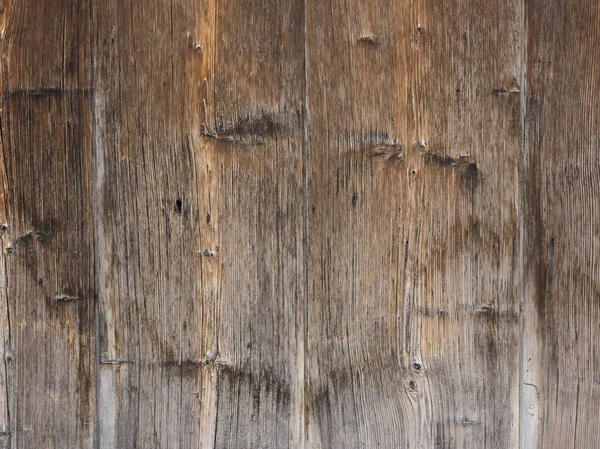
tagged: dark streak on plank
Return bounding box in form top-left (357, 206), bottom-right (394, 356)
top-left (1, 86), bottom-right (92, 99)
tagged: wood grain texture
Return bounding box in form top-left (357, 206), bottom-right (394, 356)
top-left (523, 0), bottom-right (600, 447)
top-left (0, 0), bottom-right (94, 448)
top-left (208, 0), bottom-right (306, 447)
top-left (304, 0), bottom-right (522, 447)
top-left (93, 0), bottom-right (305, 447)
top-left (92, 0), bottom-right (211, 447)
top-left (0, 0), bottom-right (598, 447)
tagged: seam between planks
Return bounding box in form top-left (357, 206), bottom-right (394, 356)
top-left (89, 0), bottom-right (101, 446)
top-left (301, 0), bottom-right (309, 446)
top-left (518, 0), bottom-right (529, 447)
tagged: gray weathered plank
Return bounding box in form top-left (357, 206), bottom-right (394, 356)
top-left (523, 0), bottom-right (600, 447)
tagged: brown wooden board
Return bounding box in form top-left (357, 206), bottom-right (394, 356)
top-left (0, 0), bottom-right (598, 447)
top-left (0, 0), bottom-right (94, 447)
top-left (93, 0), bottom-right (305, 447)
top-left (304, 0), bottom-right (523, 447)
top-left (207, 0), bottom-right (307, 447)
top-left (92, 0), bottom-right (212, 447)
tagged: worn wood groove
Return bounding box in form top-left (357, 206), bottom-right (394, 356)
top-left (0, 0), bottom-right (598, 448)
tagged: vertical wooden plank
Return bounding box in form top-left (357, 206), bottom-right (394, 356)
top-left (524, 1), bottom-right (600, 447)
top-left (406, 2), bottom-right (523, 447)
top-left (208, 0), bottom-right (306, 447)
top-left (304, 2), bottom-right (415, 446)
top-left (0, 0), bottom-right (94, 448)
top-left (92, 0), bottom-right (214, 447)
top-left (93, 0), bottom-right (305, 447)
top-left (304, 0), bottom-right (523, 447)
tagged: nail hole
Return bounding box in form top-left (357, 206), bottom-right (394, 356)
top-left (174, 199), bottom-right (183, 216)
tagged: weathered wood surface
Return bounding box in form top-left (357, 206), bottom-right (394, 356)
top-left (523, 0), bottom-right (600, 447)
top-left (0, 0), bottom-right (95, 448)
top-left (0, 0), bottom-right (597, 448)
top-left (93, 0), bottom-right (305, 447)
top-left (304, 0), bottom-right (523, 446)
top-left (92, 0), bottom-right (207, 446)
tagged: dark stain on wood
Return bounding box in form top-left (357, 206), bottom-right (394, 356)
top-left (367, 142), bottom-right (404, 162)
top-left (2, 86), bottom-right (91, 99)
top-left (203, 109), bottom-right (300, 146)
top-left (421, 150), bottom-right (471, 168)
top-left (5, 229), bottom-right (52, 253)
top-left (357, 35), bottom-right (381, 47)
top-left (420, 149), bottom-right (479, 189)
top-left (217, 363), bottom-right (290, 403)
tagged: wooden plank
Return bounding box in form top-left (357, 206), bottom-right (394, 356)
top-left (92, 1), bottom-right (214, 447)
top-left (304, 0), bottom-right (523, 447)
top-left (93, 0), bottom-right (305, 447)
top-left (0, 0), bottom-right (94, 447)
top-left (523, 0), bottom-right (600, 447)
top-left (200, 0), bottom-right (306, 447)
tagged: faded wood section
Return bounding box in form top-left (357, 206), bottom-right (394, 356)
top-left (304, 0), bottom-right (522, 447)
top-left (523, 0), bottom-right (600, 447)
top-left (0, 0), bottom-right (95, 448)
